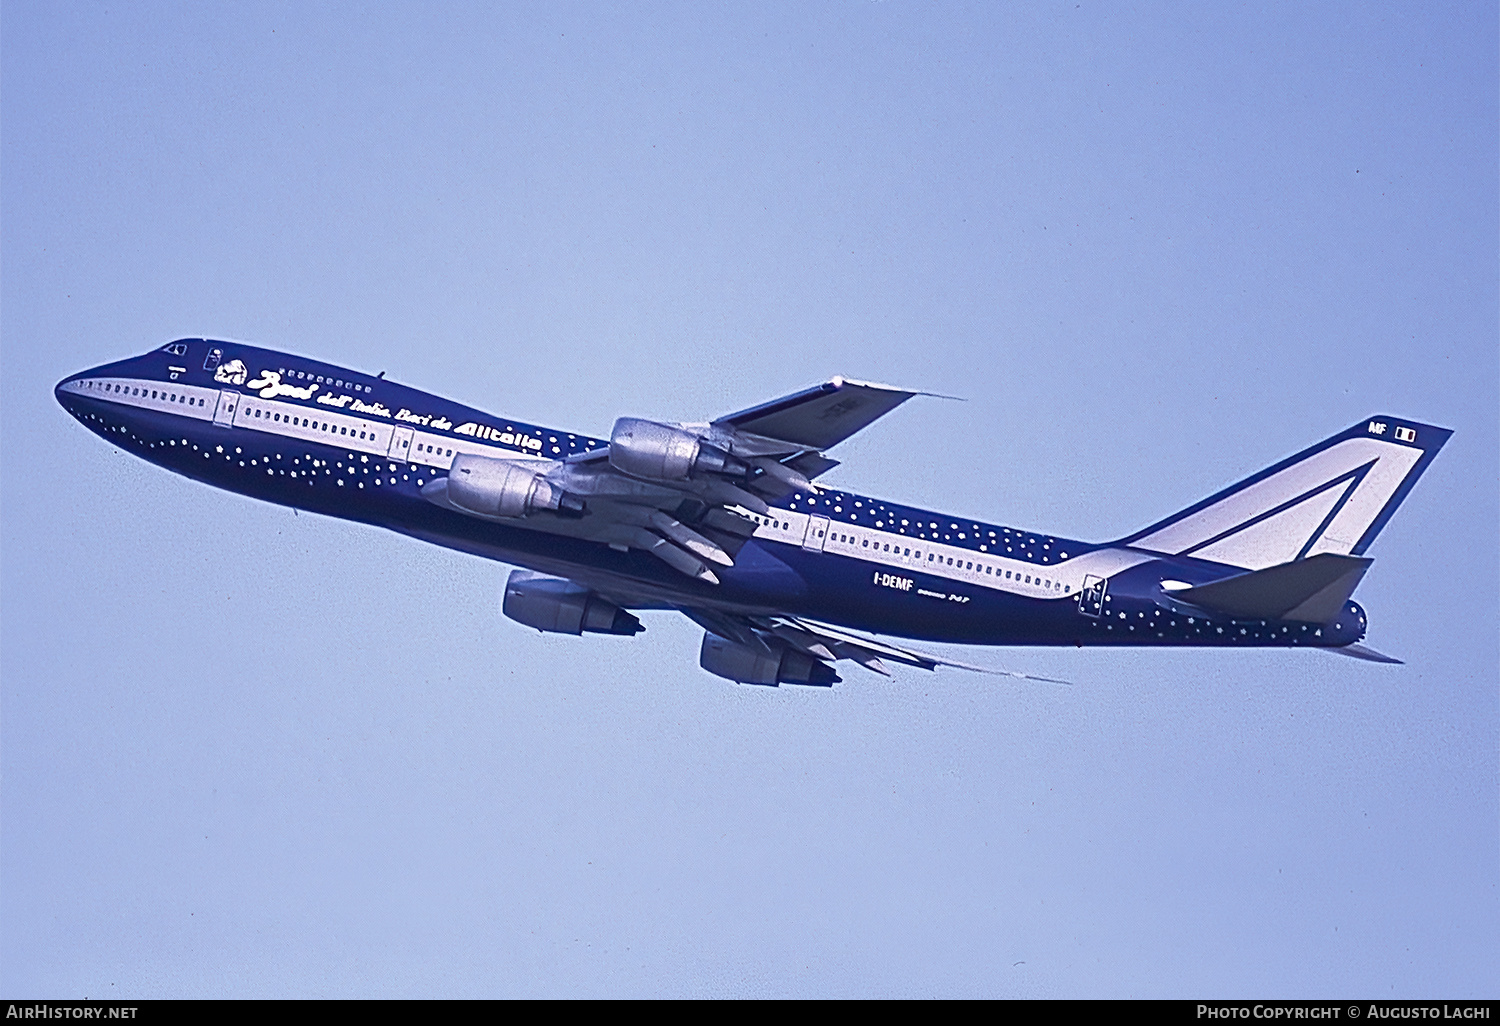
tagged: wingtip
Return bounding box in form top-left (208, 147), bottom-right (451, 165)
top-left (828, 375), bottom-right (963, 400)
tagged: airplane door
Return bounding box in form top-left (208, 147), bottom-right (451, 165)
top-left (212, 390), bottom-right (240, 428)
top-left (802, 515), bottom-right (830, 553)
top-left (388, 426), bottom-right (414, 463)
top-left (1078, 574), bottom-right (1107, 617)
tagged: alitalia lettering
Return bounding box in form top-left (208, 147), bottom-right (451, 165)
top-left (453, 422), bottom-right (544, 450)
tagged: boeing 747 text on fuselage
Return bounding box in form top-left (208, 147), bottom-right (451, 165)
top-left (56, 340), bottom-right (1449, 685)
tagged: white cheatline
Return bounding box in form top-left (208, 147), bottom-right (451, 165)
top-left (739, 505), bottom-right (1151, 600)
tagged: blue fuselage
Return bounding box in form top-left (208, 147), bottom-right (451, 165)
top-left (56, 341), bottom-right (1367, 651)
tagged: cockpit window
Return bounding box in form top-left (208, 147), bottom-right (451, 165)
top-left (161, 342), bottom-right (188, 356)
top-left (203, 347), bottom-right (222, 371)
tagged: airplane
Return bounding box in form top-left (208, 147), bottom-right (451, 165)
top-left (55, 339), bottom-right (1450, 686)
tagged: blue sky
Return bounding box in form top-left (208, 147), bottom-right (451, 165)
top-left (3, 2), bottom-right (1496, 997)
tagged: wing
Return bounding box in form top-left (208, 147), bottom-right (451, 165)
top-left (421, 378), bottom-right (923, 583)
top-left (712, 376), bottom-right (922, 450)
top-left (497, 562), bottom-right (1071, 686)
top-left (681, 606), bottom-right (1071, 687)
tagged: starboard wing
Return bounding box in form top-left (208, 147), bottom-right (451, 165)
top-left (713, 377), bottom-right (923, 451)
top-left (424, 378), bottom-right (930, 584)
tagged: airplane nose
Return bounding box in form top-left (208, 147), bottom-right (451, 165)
top-left (55, 372), bottom-right (82, 410)
top-left (56, 354), bottom-right (146, 411)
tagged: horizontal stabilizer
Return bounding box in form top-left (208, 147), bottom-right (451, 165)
top-left (1324, 643), bottom-right (1403, 664)
top-left (1173, 553), bottom-right (1372, 623)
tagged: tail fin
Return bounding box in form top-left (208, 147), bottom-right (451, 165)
top-left (1119, 417), bottom-right (1451, 570)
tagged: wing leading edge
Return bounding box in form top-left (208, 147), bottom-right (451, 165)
top-left (713, 376), bottom-right (923, 450)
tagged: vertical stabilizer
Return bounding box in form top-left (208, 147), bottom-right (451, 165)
top-left (1118, 417), bottom-right (1450, 570)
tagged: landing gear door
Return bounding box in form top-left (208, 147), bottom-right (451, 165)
top-left (388, 426), bottom-right (414, 463)
top-left (1078, 574), bottom-right (1107, 617)
top-left (212, 390), bottom-right (240, 428)
top-left (801, 515), bottom-right (830, 553)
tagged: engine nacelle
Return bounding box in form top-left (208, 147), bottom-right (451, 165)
top-left (446, 454), bottom-right (572, 519)
top-left (502, 571), bottom-right (643, 636)
top-left (699, 633), bottom-right (839, 686)
top-left (609, 418), bottom-right (745, 481)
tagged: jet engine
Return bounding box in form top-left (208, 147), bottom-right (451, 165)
top-left (609, 418), bottom-right (747, 482)
top-left (502, 570), bottom-right (643, 636)
top-left (445, 454), bottom-right (580, 519)
top-left (698, 633), bottom-right (840, 686)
